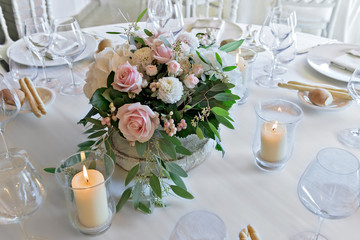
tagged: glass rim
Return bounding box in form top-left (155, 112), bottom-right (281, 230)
top-left (55, 151), bottom-right (115, 190)
top-left (254, 98), bottom-right (303, 124)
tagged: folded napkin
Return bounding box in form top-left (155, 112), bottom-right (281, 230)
top-left (190, 19), bottom-right (225, 42)
top-left (330, 50), bottom-right (360, 72)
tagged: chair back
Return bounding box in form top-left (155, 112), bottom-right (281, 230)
top-left (0, 6), bottom-right (14, 62)
top-left (279, 0), bottom-right (340, 37)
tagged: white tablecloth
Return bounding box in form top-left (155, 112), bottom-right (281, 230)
top-left (1, 22), bottom-right (360, 240)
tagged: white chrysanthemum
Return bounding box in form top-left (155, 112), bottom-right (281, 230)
top-left (157, 77), bottom-right (183, 104)
top-left (114, 43), bottom-right (135, 57)
top-left (130, 47), bottom-right (153, 71)
top-left (176, 32), bottom-right (200, 50)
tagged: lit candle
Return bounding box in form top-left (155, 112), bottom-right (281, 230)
top-left (71, 161), bottom-right (109, 228)
top-left (260, 120), bottom-right (287, 162)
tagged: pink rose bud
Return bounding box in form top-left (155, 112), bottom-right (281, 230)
top-left (167, 60), bottom-right (181, 75)
top-left (192, 64), bottom-right (204, 77)
top-left (146, 65), bottom-right (158, 76)
top-left (152, 39), bottom-right (173, 64)
top-left (112, 61), bottom-right (142, 94)
top-left (183, 74), bottom-right (199, 89)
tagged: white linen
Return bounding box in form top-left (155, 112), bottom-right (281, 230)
top-left (1, 22), bottom-right (360, 240)
top-left (331, 52), bottom-right (360, 72)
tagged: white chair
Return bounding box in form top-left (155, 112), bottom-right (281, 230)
top-left (279, 0), bottom-right (340, 37)
top-left (0, 6), bottom-right (14, 63)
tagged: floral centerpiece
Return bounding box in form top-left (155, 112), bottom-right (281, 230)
top-left (78, 9), bottom-right (244, 213)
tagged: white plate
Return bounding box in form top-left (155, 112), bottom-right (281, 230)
top-left (307, 43), bottom-right (360, 82)
top-left (297, 90), bottom-right (352, 111)
top-left (20, 87), bottom-right (55, 113)
top-left (186, 19), bottom-right (243, 44)
top-left (7, 33), bottom-right (97, 67)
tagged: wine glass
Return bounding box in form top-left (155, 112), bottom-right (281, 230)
top-left (0, 150), bottom-right (46, 239)
top-left (255, 7), bottom-right (295, 88)
top-left (338, 68), bottom-right (360, 148)
top-left (148, 0), bottom-right (173, 29)
top-left (8, 46), bottom-right (38, 82)
top-left (49, 17), bottom-right (86, 95)
top-left (292, 147), bottom-right (360, 240)
top-left (23, 17), bottom-right (58, 89)
top-left (164, 0), bottom-right (184, 36)
top-left (0, 73), bottom-right (21, 155)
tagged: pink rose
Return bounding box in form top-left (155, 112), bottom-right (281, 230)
top-left (116, 103), bottom-right (160, 143)
top-left (167, 60), bottom-right (181, 75)
top-left (183, 74), bottom-right (199, 89)
top-left (152, 39), bottom-right (173, 64)
top-left (112, 61), bottom-right (142, 94)
top-left (146, 65), bottom-right (158, 76)
top-left (192, 64), bottom-right (204, 77)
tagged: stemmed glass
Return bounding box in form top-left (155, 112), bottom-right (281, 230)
top-left (164, 0), bottom-right (184, 36)
top-left (256, 7), bottom-right (295, 88)
top-left (338, 68), bottom-right (360, 148)
top-left (49, 17), bottom-right (86, 95)
top-left (292, 147), bottom-right (360, 240)
top-left (23, 17), bottom-right (58, 89)
top-left (148, 0), bottom-right (173, 30)
top-left (8, 47), bottom-right (38, 82)
top-left (0, 151), bottom-right (46, 240)
top-left (0, 73), bottom-right (20, 154)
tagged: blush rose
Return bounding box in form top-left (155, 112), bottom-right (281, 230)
top-left (183, 74), bottom-right (199, 89)
top-left (112, 61), bottom-right (142, 94)
top-left (152, 39), bottom-right (173, 64)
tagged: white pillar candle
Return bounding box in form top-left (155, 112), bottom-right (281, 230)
top-left (72, 167), bottom-right (109, 228)
top-left (260, 121), bottom-right (287, 162)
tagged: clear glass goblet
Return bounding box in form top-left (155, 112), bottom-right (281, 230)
top-left (49, 17), bottom-right (86, 95)
top-left (0, 73), bottom-right (21, 154)
top-left (0, 150), bottom-right (46, 240)
top-left (23, 17), bottom-right (58, 89)
top-left (256, 7), bottom-right (295, 88)
top-left (8, 46), bottom-right (38, 83)
top-left (338, 68), bottom-right (360, 148)
top-left (164, 0), bottom-right (184, 36)
top-left (291, 147), bottom-right (360, 240)
top-left (148, 0), bottom-right (173, 29)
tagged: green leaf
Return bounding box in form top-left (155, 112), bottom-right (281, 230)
top-left (84, 125), bottom-right (106, 134)
top-left (88, 130), bottom-right (107, 139)
top-left (170, 185), bottom-right (194, 199)
top-left (138, 202), bottom-right (152, 214)
top-left (196, 127), bottom-right (204, 139)
top-left (150, 172), bottom-right (162, 198)
top-left (219, 39), bottom-right (244, 52)
top-left (84, 117), bottom-right (102, 126)
top-left (208, 121), bottom-right (220, 140)
top-left (77, 140), bottom-right (96, 148)
top-left (170, 172), bottom-right (186, 190)
top-left (125, 164), bottom-right (139, 186)
top-left (160, 36), bottom-right (171, 48)
top-left (116, 187), bottom-right (132, 212)
top-left (134, 36), bottom-right (146, 46)
top-left (209, 83), bottom-right (235, 92)
top-left (106, 31), bottom-right (121, 34)
top-left (88, 160), bottom-right (97, 170)
top-left (90, 89), bottom-right (110, 111)
top-left (196, 50), bottom-right (209, 64)
top-left (159, 131), bottom-right (181, 146)
top-left (222, 66), bottom-right (237, 72)
top-left (144, 29), bottom-right (153, 37)
top-left (215, 135), bottom-right (225, 157)
top-left (44, 167), bottom-right (55, 173)
top-left (107, 71), bottom-right (115, 88)
top-left (214, 93), bottom-right (240, 101)
top-left (136, 8), bottom-right (147, 23)
top-left (166, 162), bottom-right (188, 177)
top-left (159, 138), bottom-right (177, 160)
top-left (215, 52), bottom-right (222, 67)
top-left (135, 141), bottom-right (147, 157)
top-left (132, 182), bottom-right (141, 208)
top-left (211, 107), bottom-right (229, 116)
top-left (215, 115), bottom-right (235, 129)
top-left (175, 145), bottom-right (192, 155)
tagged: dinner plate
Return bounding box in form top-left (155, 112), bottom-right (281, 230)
top-left (307, 43), bottom-right (360, 82)
top-left (7, 33), bottom-right (97, 67)
top-left (297, 90), bottom-right (352, 111)
top-left (186, 19), bottom-right (243, 44)
top-left (20, 87), bottom-right (55, 113)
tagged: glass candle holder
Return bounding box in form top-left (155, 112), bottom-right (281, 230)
top-left (55, 151), bottom-right (115, 235)
top-left (252, 99), bottom-right (303, 171)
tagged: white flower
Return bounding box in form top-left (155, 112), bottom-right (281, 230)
top-left (130, 47), bottom-right (154, 71)
top-left (83, 62), bottom-right (108, 98)
top-left (157, 77), bottom-right (183, 104)
top-left (176, 32), bottom-right (200, 50)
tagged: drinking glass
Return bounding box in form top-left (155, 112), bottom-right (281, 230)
top-left (292, 147), bottom-right (360, 240)
top-left (338, 68), bottom-right (360, 148)
top-left (8, 47), bottom-right (38, 82)
top-left (148, 0), bottom-right (173, 29)
top-left (0, 73), bottom-right (20, 154)
top-left (0, 150), bottom-right (46, 239)
top-left (50, 17), bottom-right (86, 95)
top-left (23, 17), bottom-right (58, 89)
top-left (256, 7), bottom-right (295, 88)
top-left (164, 0), bottom-right (184, 36)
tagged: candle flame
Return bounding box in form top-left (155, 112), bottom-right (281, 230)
top-left (272, 122), bottom-right (278, 131)
top-left (83, 165), bottom-right (89, 183)
top-left (277, 107), bottom-right (282, 112)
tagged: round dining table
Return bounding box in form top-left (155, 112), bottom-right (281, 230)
top-left (1, 20), bottom-right (360, 240)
